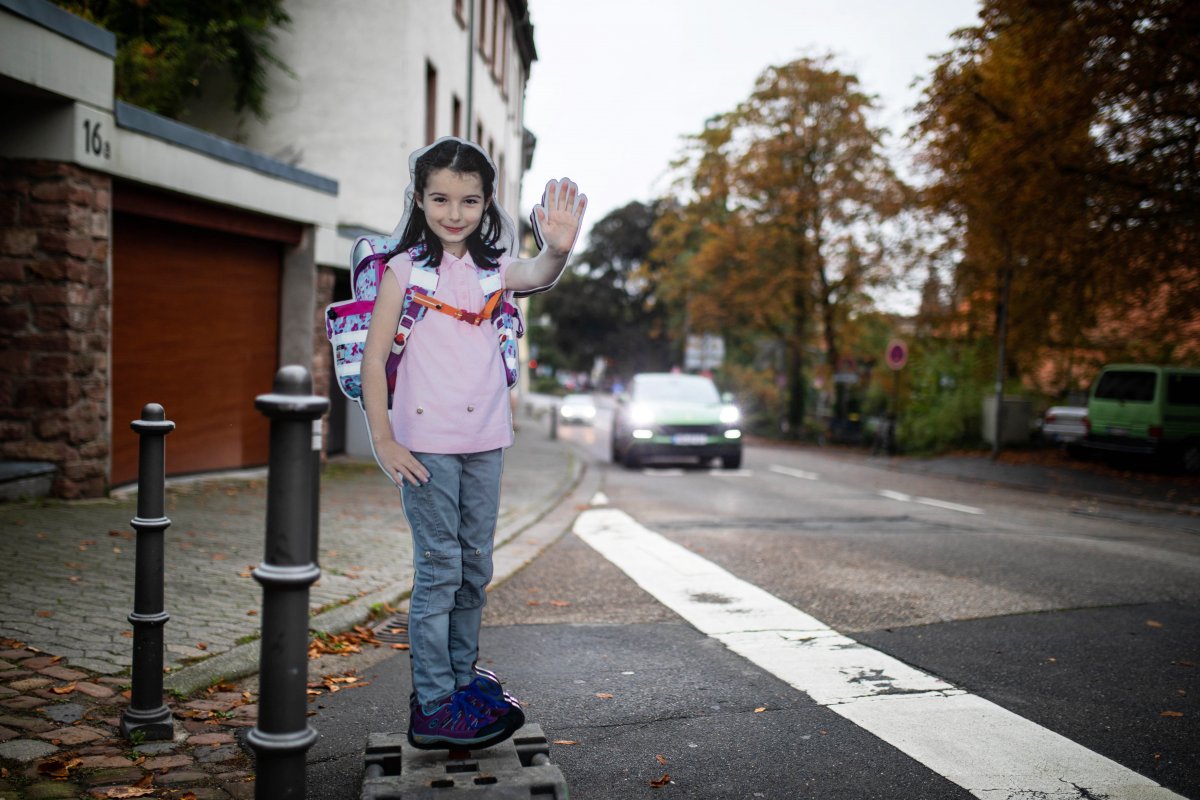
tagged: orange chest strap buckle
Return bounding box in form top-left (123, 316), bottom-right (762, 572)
top-left (410, 291), bottom-right (501, 327)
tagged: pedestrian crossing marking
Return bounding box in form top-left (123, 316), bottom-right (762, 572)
top-left (574, 504), bottom-right (1184, 800)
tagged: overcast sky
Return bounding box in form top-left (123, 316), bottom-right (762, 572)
top-left (520, 0), bottom-right (982, 235)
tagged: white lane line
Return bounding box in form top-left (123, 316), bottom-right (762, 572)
top-left (878, 489), bottom-right (984, 516)
top-left (574, 504), bottom-right (1183, 800)
top-left (710, 469), bottom-right (753, 477)
top-left (914, 497), bottom-right (985, 515)
top-left (769, 465), bottom-right (820, 481)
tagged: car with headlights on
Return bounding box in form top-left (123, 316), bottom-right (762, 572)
top-left (611, 373), bottom-right (742, 469)
top-left (557, 393), bottom-right (597, 426)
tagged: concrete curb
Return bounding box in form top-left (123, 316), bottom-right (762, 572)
top-left (163, 444), bottom-right (584, 697)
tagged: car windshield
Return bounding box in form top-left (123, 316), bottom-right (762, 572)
top-left (1095, 371), bottom-right (1156, 402)
top-left (633, 375), bottom-right (720, 404)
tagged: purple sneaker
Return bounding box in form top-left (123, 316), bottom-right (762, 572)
top-left (459, 669), bottom-right (525, 730)
top-left (407, 691), bottom-right (515, 750)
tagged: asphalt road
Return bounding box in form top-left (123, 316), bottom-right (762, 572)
top-left (301, 409), bottom-right (1199, 799)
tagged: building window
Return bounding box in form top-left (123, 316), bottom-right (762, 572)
top-left (477, 0), bottom-right (488, 58)
top-left (498, 11), bottom-right (510, 93)
top-left (425, 61), bottom-right (437, 144)
top-left (490, 0), bottom-right (501, 74)
top-left (452, 94), bottom-right (462, 139)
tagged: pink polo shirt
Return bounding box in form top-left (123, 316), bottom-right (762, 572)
top-left (386, 250), bottom-right (515, 454)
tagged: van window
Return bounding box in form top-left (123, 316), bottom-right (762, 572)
top-left (1094, 371), bottom-right (1156, 402)
top-left (1166, 374), bottom-right (1200, 406)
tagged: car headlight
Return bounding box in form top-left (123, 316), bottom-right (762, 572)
top-left (719, 405), bottom-right (740, 425)
top-left (629, 404), bottom-right (656, 426)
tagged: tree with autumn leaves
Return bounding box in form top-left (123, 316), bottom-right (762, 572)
top-left (52, 0), bottom-right (291, 121)
top-left (912, 0), bottom-right (1200, 400)
top-left (649, 56), bottom-right (909, 437)
top-left (649, 4), bottom-right (1197, 449)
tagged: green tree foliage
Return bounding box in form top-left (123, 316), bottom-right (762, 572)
top-left (527, 201), bottom-right (672, 384)
top-left (650, 56), bottom-right (909, 436)
top-left (54, 0), bottom-right (291, 120)
top-left (912, 0), bottom-right (1200, 396)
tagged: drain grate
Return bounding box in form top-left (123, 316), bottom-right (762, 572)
top-left (373, 612), bottom-right (409, 645)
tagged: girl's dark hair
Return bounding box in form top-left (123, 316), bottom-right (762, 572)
top-left (395, 140), bottom-right (505, 269)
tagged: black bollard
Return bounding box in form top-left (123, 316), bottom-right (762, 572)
top-left (120, 404), bottom-right (175, 741)
top-left (246, 366), bottom-right (328, 800)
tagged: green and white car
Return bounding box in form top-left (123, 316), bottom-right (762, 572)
top-left (611, 373), bottom-right (743, 469)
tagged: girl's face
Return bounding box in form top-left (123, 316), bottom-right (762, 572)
top-left (416, 168), bottom-right (488, 258)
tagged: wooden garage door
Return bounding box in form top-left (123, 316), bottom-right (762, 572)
top-left (111, 213), bottom-right (282, 486)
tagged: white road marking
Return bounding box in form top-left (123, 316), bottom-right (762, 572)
top-left (769, 465), bottom-right (820, 481)
top-left (574, 504), bottom-right (1183, 800)
top-left (878, 489), bottom-right (985, 516)
top-left (710, 469), bottom-right (753, 477)
top-left (914, 497), bottom-right (985, 515)
top-left (643, 468), bottom-right (687, 476)
top-left (590, 491), bottom-right (610, 506)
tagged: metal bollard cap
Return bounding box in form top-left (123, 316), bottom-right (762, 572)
top-left (130, 403), bottom-right (175, 435)
top-left (255, 366), bottom-right (329, 419)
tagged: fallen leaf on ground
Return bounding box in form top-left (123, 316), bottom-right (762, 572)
top-left (1160, 711), bottom-right (1184, 718)
top-left (51, 683), bottom-right (76, 695)
top-left (308, 626), bottom-right (381, 659)
top-left (391, 643), bottom-right (410, 650)
top-left (527, 600), bottom-right (542, 606)
top-left (594, 693), bottom-right (614, 700)
top-left (108, 530), bottom-right (134, 539)
top-left (90, 785), bottom-right (155, 797)
top-left (649, 773), bottom-right (671, 788)
top-left (36, 610), bottom-right (53, 618)
top-left (655, 754), bottom-right (669, 765)
top-left (1146, 620), bottom-right (1164, 628)
top-left (754, 706), bottom-right (767, 713)
top-left (37, 756), bottom-right (82, 778)
top-left (553, 740), bottom-right (578, 745)
top-left (549, 600), bottom-right (571, 607)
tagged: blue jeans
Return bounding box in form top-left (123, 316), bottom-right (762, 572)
top-left (401, 449), bottom-right (502, 712)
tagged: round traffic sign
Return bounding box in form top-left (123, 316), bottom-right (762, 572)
top-left (885, 339), bottom-right (908, 371)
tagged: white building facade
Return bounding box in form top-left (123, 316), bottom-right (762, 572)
top-left (184, 0), bottom-right (539, 455)
top-left (189, 0), bottom-right (536, 243)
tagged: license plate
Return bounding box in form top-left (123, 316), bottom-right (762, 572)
top-left (672, 433), bottom-right (709, 446)
top-left (1107, 426), bottom-right (1130, 436)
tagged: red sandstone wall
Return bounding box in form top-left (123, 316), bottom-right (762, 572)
top-left (0, 159), bottom-right (112, 498)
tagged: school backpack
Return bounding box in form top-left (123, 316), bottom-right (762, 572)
top-left (324, 235), bottom-right (524, 406)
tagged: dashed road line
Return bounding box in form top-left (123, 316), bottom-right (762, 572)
top-left (878, 489), bottom-right (984, 516)
top-left (574, 504), bottom-right (1182, 800)
top-left (769, 465), bottom-right (820, 481)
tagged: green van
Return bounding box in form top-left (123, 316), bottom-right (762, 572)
top-left (1084, 364), bottom-right (1200, 472)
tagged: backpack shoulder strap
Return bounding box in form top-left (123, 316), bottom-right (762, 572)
top-left (389, 255), bottom-right (439, 359)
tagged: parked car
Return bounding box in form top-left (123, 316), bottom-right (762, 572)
top-left (1083, 364), bottom-right (1200, 472)
top-left (558, 393), bottom-right (597, 426)
top-left (611, 373), bottom-right (742, 469)
top-left (1041, 405), bottom-right (1088, 447)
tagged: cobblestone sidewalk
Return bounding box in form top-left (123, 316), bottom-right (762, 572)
top-left (0, 637), bottom-right (256, 799)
